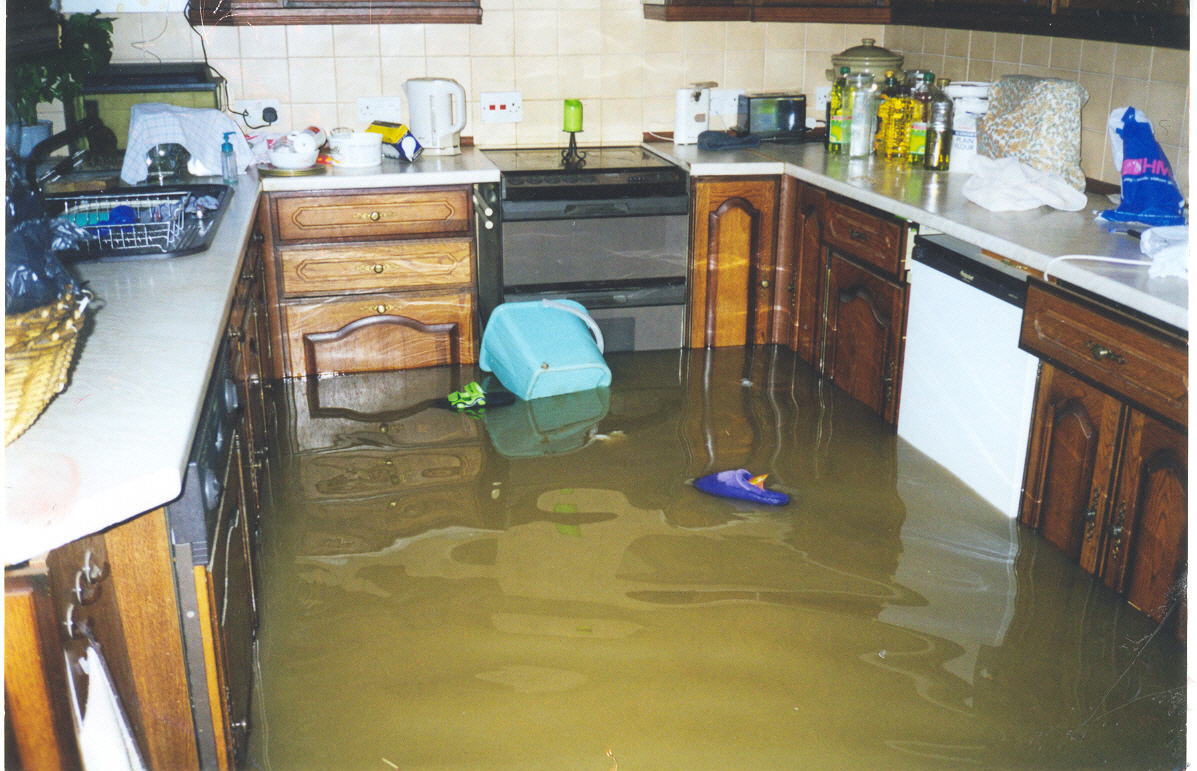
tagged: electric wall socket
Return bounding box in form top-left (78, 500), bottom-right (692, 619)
top-left (811, 87), bottom-right (831, 128)
top-left (232, 99), bottom-right (281, 128)
top-left (358, 97), bottom-right (404, 125)
top-left (480, 92), bottom-right (522, 123)
top-left (709, 89), bottom-right (744, 117)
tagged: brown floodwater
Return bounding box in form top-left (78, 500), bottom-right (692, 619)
top-left (247, 346), bottom-right (1185, 771)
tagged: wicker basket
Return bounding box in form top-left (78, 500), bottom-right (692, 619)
top-left (5, 292), bottom-right (90, 445)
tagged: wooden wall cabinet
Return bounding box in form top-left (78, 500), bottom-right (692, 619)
top-left (688, 176), bottom-right (778, 349)
top-left (266, 186), bottom-right (478, 379)
top-left (186, 0), bottom-right (480, 26)
top-left (1020, 279), bottom-right (1187, 635)
top-left (643, 0), bottom-right (889, 23)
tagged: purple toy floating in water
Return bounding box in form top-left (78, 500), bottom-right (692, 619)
top-left (693, 469), bottom-right (789, 506)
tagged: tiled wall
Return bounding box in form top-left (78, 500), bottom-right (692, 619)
top-left (889, 26), bottom-right (1189, 194)
top-left (42, 6), bottom-right (1188, 193)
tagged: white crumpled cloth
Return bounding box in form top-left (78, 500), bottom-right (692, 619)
top-left (962, 155), bottom-right (1088, 212)
top-left (121, 103), bottom-right (253, 184)
top-left (1140, 225), bottom-right (1188, 279)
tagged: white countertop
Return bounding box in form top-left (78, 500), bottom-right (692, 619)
top-left (4, 143), bottom-right (1186, 565)
top-left (4, 150), bottom-right (499, 566)
top-left (651, 142), bottom-right (1188, 332)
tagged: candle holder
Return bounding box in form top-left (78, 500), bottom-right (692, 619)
top-left (561, 132), bottom-right (587, 169)
top-left (561, 99), bottom-right (587, 169)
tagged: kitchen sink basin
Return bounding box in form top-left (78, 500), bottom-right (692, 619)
top-left (43, 183), bottom-right (233, 262)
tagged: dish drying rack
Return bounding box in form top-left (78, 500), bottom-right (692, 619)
top-left (55, 189), bottom-right (189, 254)
top-left (42, 184), bottom-right (231, 261)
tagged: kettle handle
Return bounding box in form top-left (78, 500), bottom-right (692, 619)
top-left (448, 80), bottom-right (467, 133)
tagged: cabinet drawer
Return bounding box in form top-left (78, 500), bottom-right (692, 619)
top-left (273, 188), bottom-right (471, 242)
top-left (1020, 280), bottom-right (1187, 427)
top-left (283, 291), bottom-right (476, 376)
top-left (279, 239), bottom-right (474, 297)
top-left (822, 197), bottom-right (904, 276)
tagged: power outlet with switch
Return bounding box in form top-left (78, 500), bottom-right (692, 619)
top-left (481, 92), bottom-right (522, 123)
top-left (232, 99), bottom-right (281, 128)
top-left (358, 97), bottom-right (404, 125)
top-left (709, 89), bottom-right (744, 117)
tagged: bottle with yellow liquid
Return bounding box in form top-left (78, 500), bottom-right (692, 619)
top-left (906, 71), bottom-right (934, 165)
top-left (874, 71), bottom-right (911, 160)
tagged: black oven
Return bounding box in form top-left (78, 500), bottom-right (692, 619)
top-left (479, 146), bottom-right (690, 352)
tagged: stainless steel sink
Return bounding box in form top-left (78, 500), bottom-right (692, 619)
top-left (43, 183), bottom-right (233, 262)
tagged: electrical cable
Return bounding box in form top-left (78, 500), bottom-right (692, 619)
top-left (181, 0), bottom-right (275, 130)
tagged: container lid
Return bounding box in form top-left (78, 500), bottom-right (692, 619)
top-left (942, 82), bottom-right (991, 99)
top-left (831, 39), bottom-right (904, 73)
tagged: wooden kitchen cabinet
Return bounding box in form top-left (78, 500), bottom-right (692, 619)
top-left (266, 186), bottom-right (479, 378)
top-left (643, 0), bottom-right (889, 23)
top-left (773, 176), bottom-right (828, 368)
top-left (186, 0), bottom-right (479, 26)
top-left (688, 176), bottom-right (778, 349)
top-left (1020, 279), bottom-right (1187, 635)
top-left (822, 252), bottom-right (908, 425)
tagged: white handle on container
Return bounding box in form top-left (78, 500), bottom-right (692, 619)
top-left (449, 81), bottom-right (468, 133)
top-left (541, 299), bottom-right (604, 354)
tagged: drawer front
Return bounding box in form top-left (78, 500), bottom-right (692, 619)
top-left (283, 291), bottom-right (476, 376)
top-left (280, 239), bottom-right (474, 297)
top-left (822, 198), bottom-right (904, 276)
top-left (1021, 280), bottom-right (1187, 427)
top-left (273, 188), bottom-right (471, 242)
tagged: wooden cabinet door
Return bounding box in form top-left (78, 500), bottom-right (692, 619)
top-left (821, 253), bottom-right (907, 424)
top-left (773, 177), bottom-right (827, 367)
top-left (1104, 411), bottom-right (1187, 632)
top-left (688, 177), bottom-right (777, 348)
top-left (1020, 366), bottom-right (1125, 569)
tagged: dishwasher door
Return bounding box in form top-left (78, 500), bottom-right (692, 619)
top-left (897, 234), bottom-right (1040, 519)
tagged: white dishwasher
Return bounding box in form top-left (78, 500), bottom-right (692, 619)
top-left (898, 233), bottom-right (1041, 519)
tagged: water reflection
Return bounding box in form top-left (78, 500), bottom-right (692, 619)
top-left (251, 347), bottom-right (1184, 770)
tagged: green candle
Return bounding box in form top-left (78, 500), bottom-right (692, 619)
top-left (563, 99), bottom-right (583, 133)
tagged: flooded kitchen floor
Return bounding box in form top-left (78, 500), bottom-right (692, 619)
top-left (247, 347), bottom-right (1185, 770)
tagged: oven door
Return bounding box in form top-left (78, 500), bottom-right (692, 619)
top-left (500, 195), bottom-right (689, 297)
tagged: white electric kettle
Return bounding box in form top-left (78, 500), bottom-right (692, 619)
top-left (404, 77), bottom-right (467, 156)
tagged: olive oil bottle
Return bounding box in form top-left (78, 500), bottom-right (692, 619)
top-left (874, 71), bottom-right (911, 160)
top-left (906, 71), bottom-right (934, 166)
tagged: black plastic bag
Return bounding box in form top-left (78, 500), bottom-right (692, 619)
top-left (5, 218), bottom-right (88, 314)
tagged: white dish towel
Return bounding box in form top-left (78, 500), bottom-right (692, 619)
top-left (121, 103), bottom-right (252, 184)
top-left (962, 155), bottom-right (1088, 212)
top-left (66, 644), bottom-right (147, 771)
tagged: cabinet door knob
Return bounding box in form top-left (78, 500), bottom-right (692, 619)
top-left (372, 263), bottom-right (385, 274)
top-left (375, 304), bottom-right (389, 314)
top-left (369, 210), bottom-right (381, 222)
top-left (760, 279), bottom-right (770, 288)
top-left (1085, 340), bottom-right (1126, 364)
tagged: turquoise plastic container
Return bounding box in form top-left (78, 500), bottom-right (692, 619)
top-left (479, 299), bottom-right (612, 401)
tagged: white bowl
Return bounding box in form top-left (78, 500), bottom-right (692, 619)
top-left (329, 131), bottom-right (382, 167)
top-left (269, 146), bottom-right (319, 169)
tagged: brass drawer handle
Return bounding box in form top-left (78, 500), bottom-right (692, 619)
top-left (848, 227), bottom-right (868, 242)
top-left (1085, 340), bottom-right (1127, 365)
top-left (372, 263), bottom-right (385, 274)
top-left (353, 210), bottom-right (390, 223)
top-left (374, 303), bottom-right (390, 314)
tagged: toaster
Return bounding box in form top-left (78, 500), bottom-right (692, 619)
top-left (736, 93), bottom-right (807, 141)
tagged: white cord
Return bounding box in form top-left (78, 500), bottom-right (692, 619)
top-left (1041, 254), bottom-right (1152, 282)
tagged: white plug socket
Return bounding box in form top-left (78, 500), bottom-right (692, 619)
top-left (232, 99), bottom-right (281, 128)
top-left (358, 97), bottom-right (404, 125)
top-left (709, 89), bottom-right (744, 117)
top-left (481, 92), bottom-right (522, 124)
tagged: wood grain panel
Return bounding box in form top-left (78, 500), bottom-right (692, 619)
top-left (822, 196), bottom-right (904, 278)
top-left (279, 239), bottom-right (473, 297)
top-left (273, 188), bottom-right (471, 243)
top-left (5, 570), bottom-right (82, 771)
top-left (1021, 279), bottom-right (1187, 428)
top-left (284, 292), bottom-right (477, 376)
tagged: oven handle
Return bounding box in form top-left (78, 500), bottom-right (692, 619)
top-left (501, 195), bottom-right (689, 221)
